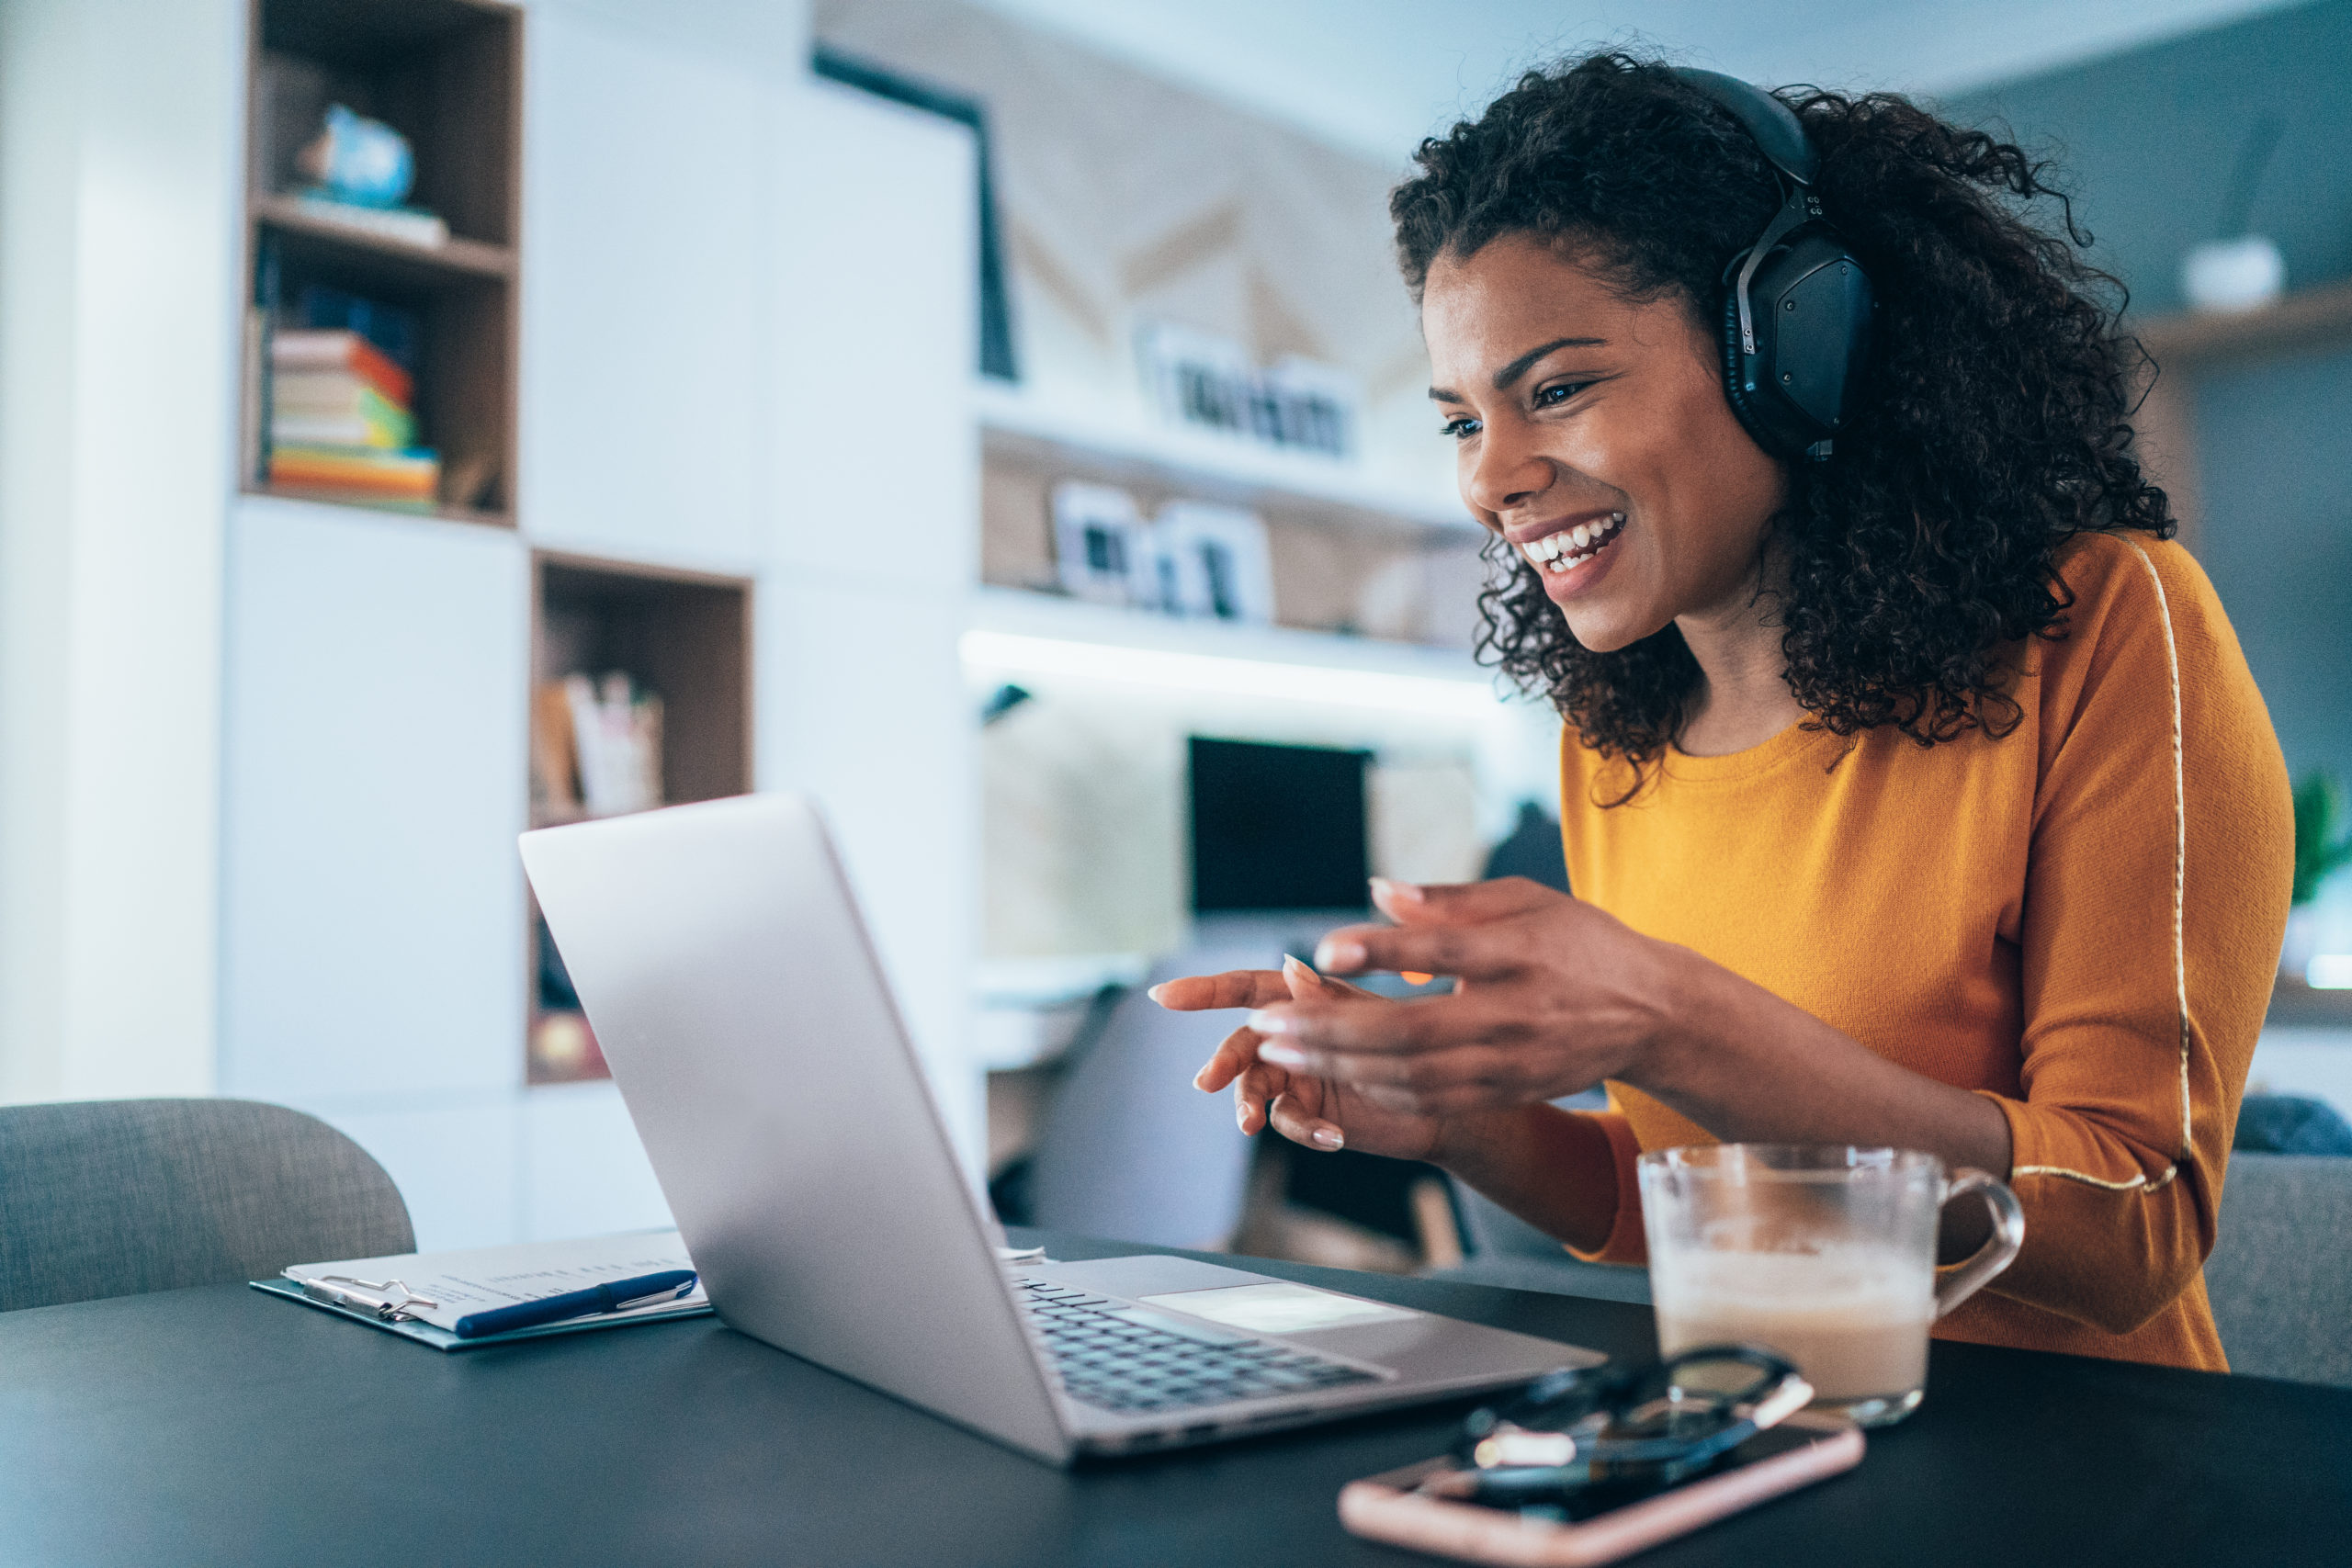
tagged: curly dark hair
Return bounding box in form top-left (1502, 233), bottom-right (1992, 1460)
top-left (1391, 53), bottom-right (2170, 796)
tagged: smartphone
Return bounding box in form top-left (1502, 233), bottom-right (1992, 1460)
top-left (1338, 1412), bottom-right (1863, 1567)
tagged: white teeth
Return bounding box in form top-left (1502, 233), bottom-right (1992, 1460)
top-left (1522, 513), bottom-right (1627, 574)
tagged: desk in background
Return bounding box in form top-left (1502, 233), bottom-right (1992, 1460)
top-left (3, 1229), bottom-right (2346, 1567)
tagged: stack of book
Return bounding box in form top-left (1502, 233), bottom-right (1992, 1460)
top-left (266, 327), bottom-right (440, 511)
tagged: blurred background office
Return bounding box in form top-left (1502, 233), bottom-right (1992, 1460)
top-left (1, 0), bottom-right (2347, 1272)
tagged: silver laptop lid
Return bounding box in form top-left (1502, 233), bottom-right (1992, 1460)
top-left (520, 794), bottom-right (1070, 1463)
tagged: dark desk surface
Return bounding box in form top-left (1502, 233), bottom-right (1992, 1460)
top-left (4, 1229), bottom-right (2347, 1568)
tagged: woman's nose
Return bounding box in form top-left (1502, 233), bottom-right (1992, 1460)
top-left (1462, 419), bottom-right (1553, 516)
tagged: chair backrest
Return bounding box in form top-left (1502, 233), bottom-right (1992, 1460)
top-left (2205, 1151), bottom-right (2352, 1389)
top-left (0, 1098), bottom-right (414, 1312)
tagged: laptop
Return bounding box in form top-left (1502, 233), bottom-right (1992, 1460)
top-left (519, 793), bottom-right (1601, 1464)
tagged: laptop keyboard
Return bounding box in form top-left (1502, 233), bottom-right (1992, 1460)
top-left (1011, 1276), bottom-right (1381, 1416)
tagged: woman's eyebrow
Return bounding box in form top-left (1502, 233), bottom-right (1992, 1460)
top-left (1428, 335), bottom-right (1609, 403)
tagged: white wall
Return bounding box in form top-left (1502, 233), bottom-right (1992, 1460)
top-left (519, 2), bottom-right (778, 570)
top-left (763, 83), bottom-right (986, 1173)
top-left (0, 0), bottom-right (244, 1103)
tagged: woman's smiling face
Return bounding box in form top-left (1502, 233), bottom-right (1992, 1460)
top-left (1422, 233), bottom-right (1788, 652)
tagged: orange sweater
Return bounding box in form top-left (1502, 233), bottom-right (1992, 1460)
top-left (1559, 533), bottom-right (2290, 1370)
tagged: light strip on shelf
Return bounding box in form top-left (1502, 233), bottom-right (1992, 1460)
top-left (2307, 953), bottom-right (2352, 989)
top-left (960, 629), bottom-right (1507, 716)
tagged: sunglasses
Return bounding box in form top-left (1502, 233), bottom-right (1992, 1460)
top-left (1424, 1343), bottom-right (1816, 1510)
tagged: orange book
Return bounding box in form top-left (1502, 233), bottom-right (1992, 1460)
top-left (268, 444), bottom-right (438, 496)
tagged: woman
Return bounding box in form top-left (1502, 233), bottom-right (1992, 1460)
top-left (1155, 55), bottom-right (2290, 1370)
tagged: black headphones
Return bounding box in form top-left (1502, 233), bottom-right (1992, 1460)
top-left (1669, 68), bottom-right (1872, 462)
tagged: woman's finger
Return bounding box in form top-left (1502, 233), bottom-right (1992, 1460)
top-left (1282, 953), bottom-right (1379, 1002)
top-left (1306, 1041), bottom-right (1532, 1094)
top-left (1312, 919), bottom-right (1526, 981)
top-left (1235, 1062), bottom-right (1287, 1135)
top-left (1371, 874), bottom-right (1564, 927)
top-left (1149, 970), bottom-right (1292, 1012)
top-left (1250, 991), bottom-right (1525, 1059)
top-left (1192, 1024), bottom-right (1262, 1092)
top-left (1266, 1090), bottom-right (1346, 1153)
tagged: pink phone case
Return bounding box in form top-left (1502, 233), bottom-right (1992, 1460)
top-left (1337, 1412), bottom-right (1864, 1567)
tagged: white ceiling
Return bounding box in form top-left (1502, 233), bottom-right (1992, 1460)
top-left (964, 0), bottom-right (2309, 163)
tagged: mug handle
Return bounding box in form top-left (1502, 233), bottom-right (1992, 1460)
top-left (1931, 1168), bottom-right (2026, 1319)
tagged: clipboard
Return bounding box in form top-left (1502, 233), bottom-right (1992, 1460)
top-left (251, 1229), bottom-right (715, 1352)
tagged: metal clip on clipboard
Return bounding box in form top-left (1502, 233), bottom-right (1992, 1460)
top-left (299, 1275), bottom-right (442, 1323)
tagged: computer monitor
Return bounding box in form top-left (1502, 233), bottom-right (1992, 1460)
top-left (1187, 737), bottom-right (1370, 913)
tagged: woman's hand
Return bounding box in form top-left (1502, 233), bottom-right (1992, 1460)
top-left (1243, 876), bottom-right (1689, 1118)
top-left (1152, 956), bottom-right (1453, 1161)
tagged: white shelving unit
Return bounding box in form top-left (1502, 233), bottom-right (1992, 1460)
top-left (976, 379), bottom-right (1475, 537)
top-left (967, 585), bottom-right (1500, 703)
top-left (0, 0), bottom-right (989, 1249)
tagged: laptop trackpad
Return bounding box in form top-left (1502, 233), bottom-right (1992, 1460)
top-left (1136, 1281), bottom-right (1418, 1335)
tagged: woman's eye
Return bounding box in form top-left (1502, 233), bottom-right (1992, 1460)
top-left (1440, 415), bottom-right (1482, 440)
top-left (1534, 381), bottom-right (1589, 408)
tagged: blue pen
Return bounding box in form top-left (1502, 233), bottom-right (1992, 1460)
top-left (451, 1269), bottom-right (697, 1339)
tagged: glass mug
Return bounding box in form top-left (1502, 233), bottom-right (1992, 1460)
top-left (1636, 1145), bottom-right (2025, 1427)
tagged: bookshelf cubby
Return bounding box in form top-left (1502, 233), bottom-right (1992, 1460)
top-left (526, 555), bottom-right (754, 1084)
top-left (243, 0), bottom-right (521, 525)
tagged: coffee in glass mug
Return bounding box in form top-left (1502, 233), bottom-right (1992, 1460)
top-left (1638, 1145), bottom-right (2024, 1427)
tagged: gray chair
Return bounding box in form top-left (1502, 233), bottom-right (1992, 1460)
top-left (2205, 1151), bottom-right (2352, 1389)
top-left (0, 1098), bottom-right (413, 1313)
top-left (1437, 1178), bottom-right (1654, 1304)
top-left (1427, 1090), bottom-right (1654, 1303)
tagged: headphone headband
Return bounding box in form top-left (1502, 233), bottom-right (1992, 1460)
top-left (1668, 68), bottom-right (1817, 186)
top-left (1664, 67), bottom-right (1870, 462)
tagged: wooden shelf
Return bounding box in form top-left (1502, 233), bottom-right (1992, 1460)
top-left (2267, 973), bottom-right (2352, 1029)
top-left (254, 193), bottom-right (514, 283)
top-left (968, 585), bottom-right (1502, 692)
top-left (526, 554), bottom-right (754, 1085)
top-left (242, 0), bottom-right (521, 525)
top-left (2136, 276), bottom-right (2352, 367)
top-left (244, 480), bottom-right (509, 529)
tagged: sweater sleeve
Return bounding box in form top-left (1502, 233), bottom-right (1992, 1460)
top-left (1563, 1106), bottom-right (1649, 1265)
top-left (1982, 536), bottom-right (2290, 1336)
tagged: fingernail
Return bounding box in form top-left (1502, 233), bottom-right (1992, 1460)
top-left (1371, 877), bottom-right (1423, 907)
top-left (1310, 1125), bottom-right (1345, 1151)
top-left (1247, 1009), bottom-right (1294, 1035)
top-left (1314, 938), bottom-right (1365, 971)
top-left (1147, 983), bottom-right (1167, 1004)
top-left (1237, 1100), bottom-right (1251, 1133)
top-left (1259, 1042), bottom-right (1307, 1067)
top-left (1192, 1065), bottom-right (1212, 1089)
top-left (1282, 953), bottom-right (1313, 978)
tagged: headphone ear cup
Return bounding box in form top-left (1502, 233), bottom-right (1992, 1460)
top-left (1718, 276), bottom-right (1789, 458)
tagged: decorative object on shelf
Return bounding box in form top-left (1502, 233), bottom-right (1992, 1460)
top-left (530, 908), bottom-right (606, 1083)
top-left (1137, 321), bottom-right (1361, 460)
top-left (1155, 500), bottom-right (1274, 625)
top-left (298, 103), bottom-right (415, 207)
top-left (2283, 770), bottom-right (2352, 983)
top-left (1050, 480), bottom-right (1156, 606)
top-left (2291, 771), bottom-right (2352, 907)
top-left (562, 672), bottom-right (665, 818)
top-left (288, 103), bottom-right (450, 248)
top-left (2183, 117), bottom-right (2286, 314)
top-left (529, 1010), bottom-right (606, 1082)
top-left (530, 682), bottom-right (584, 823)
